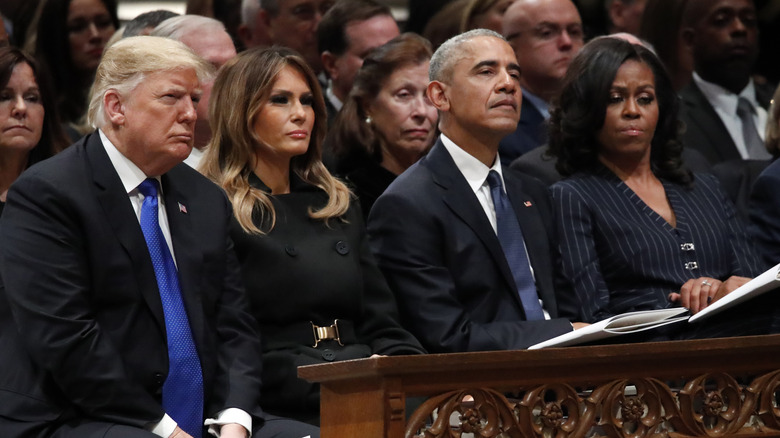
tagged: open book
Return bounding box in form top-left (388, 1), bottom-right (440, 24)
top-left (529, 307), bottom-right (690, 349)
top-left (689, 262), bottom-right (780, 323)
top-left (531, 263), bottom-right (780, 349)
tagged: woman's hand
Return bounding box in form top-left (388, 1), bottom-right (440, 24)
top-left (669, 276), bottom-right (751, 314)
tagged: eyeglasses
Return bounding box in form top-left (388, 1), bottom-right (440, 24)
top-left (506, 23), bottom-right (584, 44)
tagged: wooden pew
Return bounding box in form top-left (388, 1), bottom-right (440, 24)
top-left (299, 334), bottom-right (780, 437)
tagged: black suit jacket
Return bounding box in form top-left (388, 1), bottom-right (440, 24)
top-left (748, 158), bottom-right (780, 268)
top-left (367, 139), bottom-right (572, 353)
top-left (498, 100), bottom-right (546, 166)
top-left (0, 132), bottom-right (264, 436)
top-left (679, 80), bottom-right (774, 164)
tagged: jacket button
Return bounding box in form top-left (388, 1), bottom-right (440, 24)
top-left (153, 372), bottom-right (165, 385)
top-left (335, 240), bottom-right (349, 255)
top-left (321, 349), bottom-right (336, 361)
top-left (285, 245), bottom-right (297, 256)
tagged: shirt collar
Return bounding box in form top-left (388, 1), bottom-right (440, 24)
top-left (99, 129), bottom-right (157, 194)
top-left (692, 72), bottom-right (759, 116)
top-left (326, 81), bottom-right (343, 111)
top-left (440, 134), bottom-right (504, 193)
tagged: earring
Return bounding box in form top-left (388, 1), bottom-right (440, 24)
top-left (365, 115), bottom-right (372, 124)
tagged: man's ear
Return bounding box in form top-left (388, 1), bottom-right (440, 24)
top-left (104, 90), bottom-right (125, 126)
top-left (321, 51), bottom-right (338, 81)
top-left (427, 80), bottom-right (450, 112)
top-left (608, 0), bottom-right (626, 30)
top-left (237, 23), bottom-right (252, 48)
top-left (259, 9), bottom-right (274, 36)
top-left (681, 26), bottom-right (695, 51)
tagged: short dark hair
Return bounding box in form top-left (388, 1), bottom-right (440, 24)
top-left (317, 0), bottom-right (393, 56)
top-left (124, 9), bottom-right (179, 37)
top-left (0, 47), bottom-right (69, 165)
top-left (548, 37), bottom-right (692, 187)
top-left (329, 33), bottom-right (433, 167)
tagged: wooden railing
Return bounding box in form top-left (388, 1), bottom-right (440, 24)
top-left (298, 334), bottom-right (780, 437)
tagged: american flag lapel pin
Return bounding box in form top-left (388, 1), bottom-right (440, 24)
top-left (524, 201), bottom-right (533, 207)
top-left (178, 202), bottom-right (188, 214)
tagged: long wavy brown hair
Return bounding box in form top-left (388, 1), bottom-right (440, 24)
top-left (201, 47), bottom-right (351, 234)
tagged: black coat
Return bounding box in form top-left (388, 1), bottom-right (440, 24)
top-left (231, 173), bottom-right (424, 420)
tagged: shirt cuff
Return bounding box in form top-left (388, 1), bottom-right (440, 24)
top-left (149, 414), bottom-right (178, 438)
top-left (204, 408), bottom-right (253, 437)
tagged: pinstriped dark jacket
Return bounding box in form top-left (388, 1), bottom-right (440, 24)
top-left (551, 165), bottom-right (764, 323)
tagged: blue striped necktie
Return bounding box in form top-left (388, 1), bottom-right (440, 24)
top-left (138, 178), bottom-right (204, 437)
top-left (486, 170), bottom-right (545, 320)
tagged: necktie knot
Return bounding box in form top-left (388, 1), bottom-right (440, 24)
top-left (487, 170), bottom-right (503, 191)
top-left (737, 97), bottom-right (754, 118)
top-left (138, 178), bottom-right (159, 199)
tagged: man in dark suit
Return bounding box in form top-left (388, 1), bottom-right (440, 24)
top-left (498, 0), bottom-right (584, 165)
top-left (0, 36), bottom-right (316, 438)
top-left (679, 0), bottom-right (773, 164)
top-left (367, 29), bottom-right (584, 354)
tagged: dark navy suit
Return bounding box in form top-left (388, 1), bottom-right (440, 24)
top-left (0, 132), bottom-right (311, 437)
top-left (748, 158), bottom-right (780, 268)
top-left (551, 165), bottom-right (764, 323)
top-left (367, 139), bottom-right (572, 353)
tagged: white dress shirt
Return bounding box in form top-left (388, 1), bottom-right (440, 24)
top-left (99, 130), bottom-right (252, 438)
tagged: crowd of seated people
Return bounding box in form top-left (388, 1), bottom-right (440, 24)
top-left (0, 0), bottom-right (779, 436)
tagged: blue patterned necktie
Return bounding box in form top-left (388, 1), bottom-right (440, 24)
top-left (486, 170), bottom-right (545, 320)
top-left (138, 178), bottom-right (204, 437)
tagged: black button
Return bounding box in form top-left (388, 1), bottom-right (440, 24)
top-left (153, 372), bottom-right (165, 385)
top-left (285, 245), bottom-right (297, 256)
top-left (321, 349), bottom-right (336, 361)
top-left (335, 240), bottom-right (349, 255)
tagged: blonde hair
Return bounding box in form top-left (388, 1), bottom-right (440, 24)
top-left (766, 85), bottom-right (780, 157)
top-left (201, 47), bottom-right (351, 234)
top-left (87, 36), bottom-right (213, 128)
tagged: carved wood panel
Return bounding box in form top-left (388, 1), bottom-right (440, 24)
top-left (406, 370), bottom-right (780, 438)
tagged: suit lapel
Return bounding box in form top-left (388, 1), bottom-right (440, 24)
top-left (681, 82), bottom-right (739, 162)
top-left (161, 168), bottom-right (206, 352)
top-left (425, 141), bottom-right (521, 300)
top-left (86, 133), bottom-right (166, 333)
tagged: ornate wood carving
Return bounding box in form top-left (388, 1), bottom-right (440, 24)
top-left (406, 371), bottom-right (780, 438)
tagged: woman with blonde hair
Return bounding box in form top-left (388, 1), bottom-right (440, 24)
top-left (201, 47), bottom-right (424, 424)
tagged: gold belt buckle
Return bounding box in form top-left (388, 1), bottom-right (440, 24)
top-left (311, 319), bottom-right (343, 348)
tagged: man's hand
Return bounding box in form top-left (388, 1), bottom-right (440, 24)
top-left (572, 322), bottom-right (590, 330)
top-left (220, 423), bottom-right (249, 438)
top-left (168, 427), bottom-right (194, 438)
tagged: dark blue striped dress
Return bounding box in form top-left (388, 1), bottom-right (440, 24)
top-left (551, 165), bottom-right (764, 323)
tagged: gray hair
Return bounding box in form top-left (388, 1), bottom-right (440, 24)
top-left (151, 14), bottom-right (226, 41)
top-left (241, 0), bottom-right (261, 27)
top-left (87, 36), bottom-right (214, 128)
top-left (430, 28), bottom-right (506, 83)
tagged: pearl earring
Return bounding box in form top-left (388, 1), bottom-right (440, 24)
top-left (365, 115), bottom-right (372, 124)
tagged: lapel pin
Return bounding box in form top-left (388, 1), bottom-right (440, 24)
top-left (524, 201), bottom-right (533, 207)
top-left (178, 202), bottom-right (188, 214)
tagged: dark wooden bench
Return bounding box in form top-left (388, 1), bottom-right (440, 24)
top-left (299, 334), bottom-right (780, 437)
